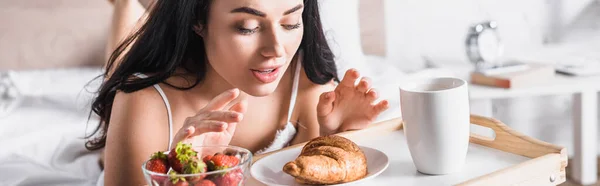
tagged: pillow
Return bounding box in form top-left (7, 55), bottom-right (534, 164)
top-left (8, 67), bottom-right (103, 98)
top-left (318, 0), bottom-right (367, 77)
top-left (0, 67), bottom-right (103, 118)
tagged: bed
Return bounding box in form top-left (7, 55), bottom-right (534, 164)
top-left (0, 68), bottom-right (104, 185)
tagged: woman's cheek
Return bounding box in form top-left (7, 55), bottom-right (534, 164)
top-left (286, 31), bottom-right (303, 54)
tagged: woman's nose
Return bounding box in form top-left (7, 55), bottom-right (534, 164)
top-left (260, 28), bottom-right (285, 58)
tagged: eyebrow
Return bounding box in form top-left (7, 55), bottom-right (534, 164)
top-left (230, 4), bottom-right (304, 17)
top-left (284, 4), bottom-right (303, 15)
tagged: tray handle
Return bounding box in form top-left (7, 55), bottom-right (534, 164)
top-left (469, 115), bottom-right (566, 160)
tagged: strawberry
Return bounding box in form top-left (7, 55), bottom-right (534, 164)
top-left (163, 179), bottom-right (189, 186)
top-left (211, 168), bottom-right (243, 186)
top-left (202, 155), bottom-right (213, 164)
top-left (183, 156), bottom-right (208, 182)
top-left (210, 154), bottom-right (239, 169)
top-left (163, 172), bottom-right (189, 186)
top-left (146, 151), bottom-right (170, 174)
top-left (168, 142), bottom-right (199, 173)
top-left (184, 156), bottom-right (207, 174)
top-left (205, 154), bottom-right (243, 186)
top-left (194, 180), bottom-right (216, 186)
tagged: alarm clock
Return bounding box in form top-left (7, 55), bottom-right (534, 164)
top-left (465, 21), bottom-right (504, 70)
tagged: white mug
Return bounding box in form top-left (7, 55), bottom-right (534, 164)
top-left (399, 77), bottom-right (470, 175)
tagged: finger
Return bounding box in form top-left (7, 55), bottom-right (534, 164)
top-left (225, 122), bottom-right (238, 135)
top-left (187, 120), bottom-right (228, 137)
top-left (226, 99), bottom-right (247, 134)
top-left (199, 110), bottom-right (243, 123)
top-left (339, 69), bottom-right (360, 87)
top-left (203, 89), bottom-right (240, 111)
top-left (366, 88), bottom-right (378, 101)
top-left (356, 77), bottom-right (371, 93)
top-left (317, 91), bottom-right (335, 117)
top-left (229, 98), bottom-right (248, 114)
top-left (372, 100), bottom-right (389, 114)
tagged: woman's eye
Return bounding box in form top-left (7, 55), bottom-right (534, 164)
top-left (237, 27), bottom-right (259, 35)
top-left (283, 23), bottom-right (301, 30)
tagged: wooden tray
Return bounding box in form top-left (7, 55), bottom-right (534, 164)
top-left (248, 115), bottom-right (568, 186)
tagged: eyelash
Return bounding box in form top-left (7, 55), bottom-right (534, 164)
top-left (237, 23), bottom-right (302, 35)
top-left (238, 27), bottom-right (258, 35)
top-left (283, 23), bottom-right (302, 30)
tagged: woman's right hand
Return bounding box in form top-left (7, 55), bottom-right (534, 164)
top-left (170, 88), bottom-right (247, 149)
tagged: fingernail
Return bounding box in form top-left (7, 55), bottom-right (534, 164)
top-left (230, 113), bottom-right (238, 118)
top-left (186, 126), bottom-right (195, 134)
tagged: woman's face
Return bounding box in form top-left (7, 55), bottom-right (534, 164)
top-left (202, 0), bottom-right (304, 96)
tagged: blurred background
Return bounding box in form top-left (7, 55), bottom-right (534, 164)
top-left (1, 0), bottom-right (599, 185)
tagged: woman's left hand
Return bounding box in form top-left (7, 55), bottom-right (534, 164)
top-left (317, 69), bottom-right (389, 136)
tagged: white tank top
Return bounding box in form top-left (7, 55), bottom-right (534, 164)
top-left (137, 60), bottom-right (300, 152)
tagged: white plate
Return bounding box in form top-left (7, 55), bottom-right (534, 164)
top-left (251, 146), bottom-right (389, 186)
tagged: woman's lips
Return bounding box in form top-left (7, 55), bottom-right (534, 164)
top-left (251, 67), bottom-right (280, 83)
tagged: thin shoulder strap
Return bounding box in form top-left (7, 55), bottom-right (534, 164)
top-left (287, 58), bottom-right (301, 122)
top-left (134, 73), bottom-right (174, 150)
top-left (153, 84), bottom-right (174, 150)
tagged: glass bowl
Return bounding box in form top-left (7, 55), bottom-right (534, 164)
top-left (141, 145), bottom-right (252, 186)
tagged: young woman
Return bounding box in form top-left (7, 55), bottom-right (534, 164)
top-left (88, 0), bottom-right (389, 185)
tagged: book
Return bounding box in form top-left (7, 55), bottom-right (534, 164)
top-left (470, 63), bottom-right (555, 89)
top-left (476, 61), bottom-right (531, 76)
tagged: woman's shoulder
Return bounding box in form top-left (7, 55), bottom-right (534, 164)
top-left (114, 84), bottom-right (164, 105)
top-left (296, 65), bottom-right (335, 108)
top-left (298, 65), bottom-right (335, 96)
top-left (109, 85), bottom-right (171, 148)
top-left (112, 85), bottom-right (169, 125)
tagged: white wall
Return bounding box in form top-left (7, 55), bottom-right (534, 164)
top-left (383, 0), bottom-right (595, 72)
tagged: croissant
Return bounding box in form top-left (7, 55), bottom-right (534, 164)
top-left (283, 135), bottom-right (368, 185)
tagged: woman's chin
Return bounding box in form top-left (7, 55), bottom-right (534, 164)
top-left (239, 83), bottom-right (279, 97)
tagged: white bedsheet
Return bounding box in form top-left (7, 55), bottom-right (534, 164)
top-left (0, 68), bottom-right (104, 186)
top-left (0, 57), bottom-right (408, 186)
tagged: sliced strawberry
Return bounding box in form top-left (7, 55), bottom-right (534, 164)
top-left (168, 142), bottom-right (198, 173)
top-left (146, 151), bottom-right (169, 174)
